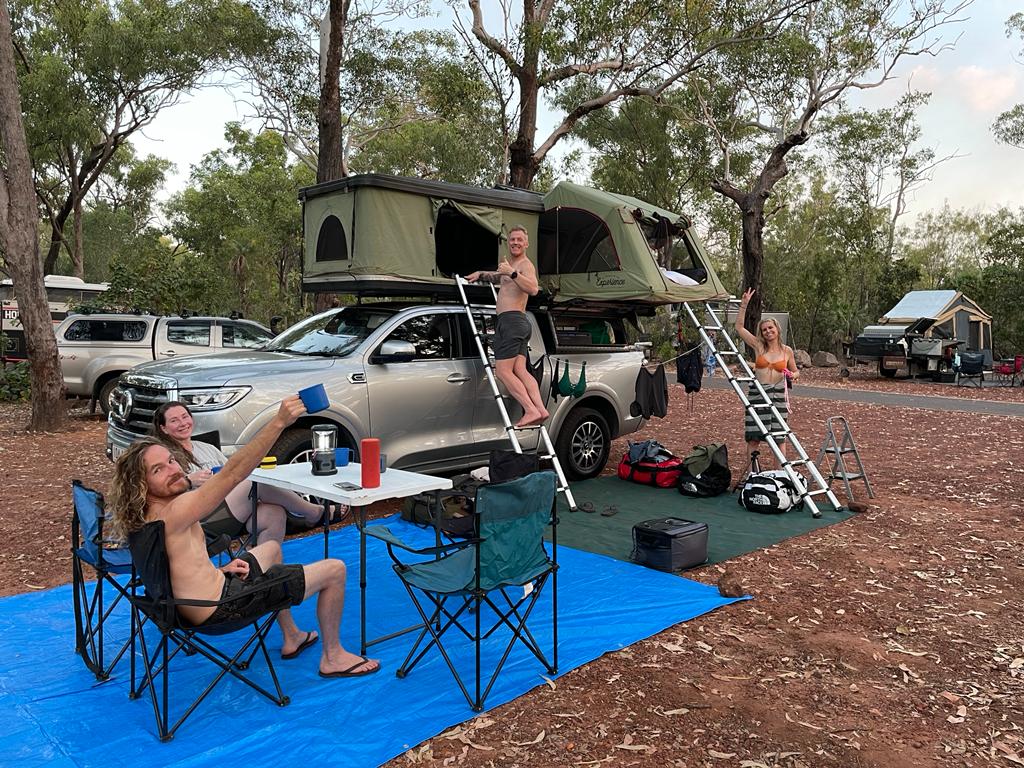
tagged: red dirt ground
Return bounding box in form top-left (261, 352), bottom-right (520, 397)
top-left (1, 367), bottom-right (1021, 767)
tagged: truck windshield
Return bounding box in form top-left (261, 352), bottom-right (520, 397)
top-left (264, 307), bottom-right (395, 357)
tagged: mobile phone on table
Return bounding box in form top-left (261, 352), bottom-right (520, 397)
top-left (333, 481), bottom-right (362, 491)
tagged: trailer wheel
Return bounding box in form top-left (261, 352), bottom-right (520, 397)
top-left (878, 363), bottom-right (897, 378)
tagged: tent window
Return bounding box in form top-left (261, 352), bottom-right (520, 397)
top-left (638, 218), bottom-right (706, 283)
top-left (316, 215), bottom-right (348, 262)
top-left (435, 204), bottom-right (499, 277)
top-left (537, 208), bottom-right (619, 275)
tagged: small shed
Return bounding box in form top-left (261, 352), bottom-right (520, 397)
top-left (881, 290), bottom-right (993, 365)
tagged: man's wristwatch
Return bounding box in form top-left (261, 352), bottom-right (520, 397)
top-left (509, 271), bottom-right (518, 280)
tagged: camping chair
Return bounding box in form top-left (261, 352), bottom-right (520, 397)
top-left (126, 520), bottom-right (290, 741)
top-left (954, 351), bottom-right (985, 388)
top-left (366, 471), bottom-right (559, 712)
top-left (71, 480), bottom-right (139, 682)
top-left (993, 354), bottom-right (1023, 387)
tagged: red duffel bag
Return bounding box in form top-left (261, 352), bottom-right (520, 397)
top-left (617, 440), bottom-right (684, 488)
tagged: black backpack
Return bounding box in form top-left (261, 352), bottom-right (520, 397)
top-left (401, 473), bottom-right (482, 537)
top-left (677, 443), bottom-right (731, 497)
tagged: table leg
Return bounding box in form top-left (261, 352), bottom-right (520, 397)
top-left (359, 505), bottom-right (367, 656)
top-left (322, 500), bottom-right (330, 560)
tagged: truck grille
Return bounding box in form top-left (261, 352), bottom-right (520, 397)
top-left (109, 374), bottom-right (176, 437)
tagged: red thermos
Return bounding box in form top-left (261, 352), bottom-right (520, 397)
top-left (360, 438), bottom-right (381, 488)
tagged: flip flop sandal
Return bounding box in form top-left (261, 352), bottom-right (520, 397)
top-left (601, 505), bottom-right (619, 517)
top-left (281, 630), bottom-right (319, 660)
top-left (579, 501), bottom-right (596, 513)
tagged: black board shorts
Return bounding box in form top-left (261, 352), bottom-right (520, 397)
top-left (493, 311), bottom-right (531, 360)
top-left (204, 552), bottom-right (306, 625)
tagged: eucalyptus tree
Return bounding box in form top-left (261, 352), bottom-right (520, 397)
top-left (460, 0), bottom-right (807, 189)
top-left (695, 0), bottom-right (971, 332)
top-left (993, 13), bottom-right (1024, 149)
top-left (1, 0), bottom-right (63, 429)
top-left (165, 125), bottom-right (314, 323)
top-left (11, 0), bottom-right (272, 278)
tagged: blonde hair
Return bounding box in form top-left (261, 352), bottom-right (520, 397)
top-left (109, 437), bottom-right (164, 539)
top-left (757, 318), bottom-right (783, 352)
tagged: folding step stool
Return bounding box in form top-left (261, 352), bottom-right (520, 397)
top-left (680, 301), bottom-right (843, 518)
top-left (454, 275), bottom-right (577, 512)
top-left (815, 416), bottom-right (874, 502)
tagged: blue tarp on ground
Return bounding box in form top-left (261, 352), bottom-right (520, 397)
top-left (0, 516), bottom-right (742, 768)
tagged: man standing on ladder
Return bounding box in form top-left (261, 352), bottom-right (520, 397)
top-left (466, 226), bottom-right (549, 428)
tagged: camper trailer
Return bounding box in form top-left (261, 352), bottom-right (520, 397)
top-left (1, 275), bottom-right (108, 362)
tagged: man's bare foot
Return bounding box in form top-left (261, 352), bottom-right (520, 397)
top-left (319, 649), bottom-right (381, 678)
top-left (515, 408), bottom-right (548, 428)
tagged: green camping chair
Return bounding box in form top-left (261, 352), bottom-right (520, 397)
top-left (366, 471), bottom-right (559, 711)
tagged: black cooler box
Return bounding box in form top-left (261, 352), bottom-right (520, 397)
top-left (631, 517), bottom-right (709, 572)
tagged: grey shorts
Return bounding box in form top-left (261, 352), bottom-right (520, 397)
top-left (493, 311), bottom-right (531, 360)
top-left (203, 552), bottom-right (305, 626)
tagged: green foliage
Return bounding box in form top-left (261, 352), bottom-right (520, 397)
top-left (162, 125), bottom-right (313, 324)
top-left (0, 362), bottom-right (32, 403)
top-left (994, 14), bottom-right (1024, 149)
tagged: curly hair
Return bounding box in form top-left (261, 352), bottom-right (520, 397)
top-left (151, 401), bottom-right (199, 471)
top-left (109, 437), bottom-right (164, 539)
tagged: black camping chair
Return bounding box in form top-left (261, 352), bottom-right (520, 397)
top-left (366, 471), bottom-right (559, 712)
top-left (71, 480), bottom-right (140, 682)
top-left (955, 351), bottom-right (985, 388)
top-left (126, 520), bottom-right (290, 741)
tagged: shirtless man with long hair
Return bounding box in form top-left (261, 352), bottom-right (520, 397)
top-left (110, 396), bottom-right (378, 677)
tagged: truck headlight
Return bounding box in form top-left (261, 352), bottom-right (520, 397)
top-left (179, 386), bottom-right (251, 410)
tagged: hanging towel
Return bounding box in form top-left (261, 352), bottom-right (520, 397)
top-left (629, 364), bottom-right (668, 419)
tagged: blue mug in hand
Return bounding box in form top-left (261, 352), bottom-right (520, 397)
top-left (298, 383), bottom-right (330, 413)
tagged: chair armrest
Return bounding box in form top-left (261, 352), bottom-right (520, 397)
top-left (168, 569), bottom-right (295, 610)
top-left (365, 525), bottom-right (481, 556)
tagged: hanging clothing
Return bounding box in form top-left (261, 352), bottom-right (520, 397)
top-left (629, 364), bottom-right (668, 419)
top-left (676, 347), bottom-right (704, 394)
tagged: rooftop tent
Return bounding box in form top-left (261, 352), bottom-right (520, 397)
top-left (300, 174), bottom-right (542, 295)
top-left (881, 289), bottom-right (993, 364)
top-left (538, 181), bottom-right (729, 305)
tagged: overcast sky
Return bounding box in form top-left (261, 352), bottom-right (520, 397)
top-left (132, 1), bottom-right (1023, 222)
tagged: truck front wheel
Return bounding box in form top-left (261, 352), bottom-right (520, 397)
top-left (271, 428), bottom-right (313, 464)
top-left (97, 378), bottom-right (120, 415)
top-left (555, 407), bottom-right (610, 481)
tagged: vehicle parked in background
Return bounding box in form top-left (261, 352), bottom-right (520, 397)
top-left (106, 302), bottom-right (646, 480)
top-left (57, 313), bottom-right (273, 413)
top-left (847, 318), bottom-right (962, 380)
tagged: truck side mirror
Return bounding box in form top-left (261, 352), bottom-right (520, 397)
top-left (370, 339), bottom-right (416, 364)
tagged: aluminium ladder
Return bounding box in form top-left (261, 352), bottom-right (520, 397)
top-left (815, 416), bottom-right (874, 502)
top-left (454, 275), bottom-right (577, 512)
top-left (680, 301), bottom-right (843, 518)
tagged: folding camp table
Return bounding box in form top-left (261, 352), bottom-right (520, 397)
top-left (249, 461), bottom-right (452, 654)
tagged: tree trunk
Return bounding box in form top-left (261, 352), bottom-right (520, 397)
top-left (72, 194), bottom-right (84, 279)
top-left (0, 5), bottom-right (67, 431)
top-left (313, 0), bottom-right (350, 313)
top-left (739, 201), bottom-right (766, 336)
top-left (507, 73), bottom-right (539, 187)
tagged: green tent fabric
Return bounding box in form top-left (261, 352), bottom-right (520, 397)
top-left (540, 181), bottom-right (729, 305)
top-left (552, 477), bottom-right (855, 566)
top-left (300, 173), bottom-right (728, 306)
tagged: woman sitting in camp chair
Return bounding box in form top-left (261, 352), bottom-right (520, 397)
top-left (152, 401), bottom-right (345, 546)
top-left (735, 289), bottom-right (799, 466)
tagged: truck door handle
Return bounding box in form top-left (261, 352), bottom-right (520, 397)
top-left (446, 373), bottom-right (470, 384)
top-left (161, 350), bottom-right (176, 357)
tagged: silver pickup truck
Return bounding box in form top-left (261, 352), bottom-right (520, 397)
top-left (106, 302), bottom-right (646, 479)
top-left (57, 313), bottom-right (272, 413)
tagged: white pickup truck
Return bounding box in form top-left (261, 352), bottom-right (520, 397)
top-left (57, 313), bottom-right (272, 413)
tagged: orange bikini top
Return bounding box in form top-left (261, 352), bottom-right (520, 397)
top-left (755, 355), bottom-right (787, 372)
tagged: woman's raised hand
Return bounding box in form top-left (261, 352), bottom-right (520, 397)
top-left (189, 469), bottom-right (213, 487)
